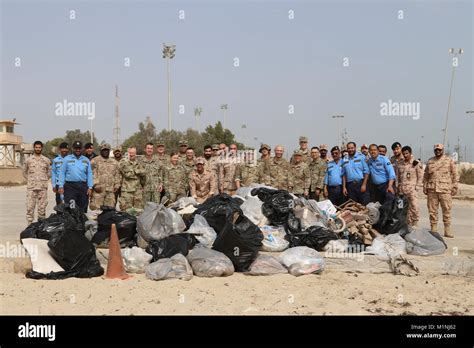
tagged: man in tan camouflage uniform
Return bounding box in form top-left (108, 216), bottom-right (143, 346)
top-left (140, 142), bottom-right (163, 204)
top-left (23, 141), bottom-right (51, 225)
top-left (309, 146), bottom-right (327, 201)
top-left (118, 147), bottom-right (146, 210)
top-left (263, 145), bottom-right (292, 190)
top-left (163, 153), bottom-right (188, 203)
top-left (289, 150), bottom-right (310, 197)
top-left (178, 140), bottom-right (188, 164)
top-left (189, 157), bottom-right (217, 203)
top-left (319, 144), bottom-right (329, 162)
top-left (90, 143), bottom-right (121, 210)
top-left (219, 143), bottom-right (239, 195)
top-left (155, 140), bottom-right (169, 166)
top-left (423, 143), bottom-right (459, 237)
top-left (396, 146), bottom-right (423, 227)
top-left (182, 147), bottom-right (196, 179)
top-left (290, 136), bottom-right (311, 164)
top-left (235, 150), bottom-right (260, 188)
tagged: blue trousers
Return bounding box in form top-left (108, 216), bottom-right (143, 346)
top-left (327, 185), bottom-right (345, 206)
top-left (64, 181), bottom-right (89, 212)
top-left (347, 181), bottom-right (370, 205)
top-left (373, 181), bottom-right (395, 205)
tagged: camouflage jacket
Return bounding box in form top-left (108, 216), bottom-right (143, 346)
top-left (23, 155), bottom-right (51, 190)
top-left (155, 153), bottom-right (170, 167)
top-left (218, 156), bottom-right (238, 192)
top-left (290, 149), bottom-right (311, 165)
top-left (263, 157), bottom-right (292, 190)
top-left (140, 156), bottom-right (163, 193)
top-left (290, 162), bottom-right (310, 194)
top-left (118, 158), bottom-right (146, 192)
top-left (182, 159), bottom-right (196, 178)
top-left (423, 155), bottom-right (459, 193)
top-left (189, 169), bottom-right (217, 199)
top-left (396, 156), bottom-right (423, 194)
top-left (309, 158), bottom-right (327, 191)
top-left (235, 163), bottom-right (260, 187)
top-left (91, 156), bottom-right (120, 192)
top-left (163, 164), bottom-right (188, 196)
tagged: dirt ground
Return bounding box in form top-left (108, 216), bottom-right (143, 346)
top-left (0, 184), bottom-right (473, 315)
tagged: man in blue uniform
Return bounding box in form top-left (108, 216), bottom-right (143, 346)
top-left (58, 141), bottom-right (93, 212)
top-left (368, 144), bottom-right (396, 204)
top-left (51, 142), bottom-right (69, 205)
top-left (323, 146), bottom-right (345, 206)
top-left (342, 141), bottom-right (370, 205)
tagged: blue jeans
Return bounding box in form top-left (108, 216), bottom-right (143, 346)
top-left (347, 181), bottom-right (370, 205)
top-left (327, 185), bottom-right (345, 206)
top-left (373, 181), bottom-right (395, 205)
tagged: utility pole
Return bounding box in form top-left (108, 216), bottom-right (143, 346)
top-left (221, 104), bottom-right (228, 129)
top-left (113, 84), bottom-right (121, 149)
top-left (332, 115), bottom-right (344, 148)
top-left (163, 44), bottom-right (176, 131)
top-left (443, 48), bottom-right (463, 146)
top-left (194, 107), bottom-right (202, 132)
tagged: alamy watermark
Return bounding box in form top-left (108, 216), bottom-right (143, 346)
top-left (380, 99), bottom-right (420, 120)
top-left (55, 99), bottom-right (95, 120)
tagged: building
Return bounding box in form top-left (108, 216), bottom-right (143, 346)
top-left (0, 119), bottom-right (28, 185)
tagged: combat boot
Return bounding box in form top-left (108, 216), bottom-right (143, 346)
top-left (430, 223), bottom-right (438, 232)
top-left (444, 225), bottom-right (454, 238)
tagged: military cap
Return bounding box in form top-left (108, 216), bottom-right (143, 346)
top-left (195, 157), bottom-right (206, 165)
top-left (156, 139), bottom-right (165, 147)
top-left (299, 136), bottom-right (308, 142)
top-left (84, 142), bottom-right (93, 149)
top-left (72, 141), bottom-right (83, 149)
top-left (212, 144), bottom-right (220, 150)
top-left (319, 144), bottom-right (328, 151)
top-left (259, 144), bottom-right (271, 153)
top-left (293, 150), bottom-right (304, 156)
top-left (179, 140), bottom-right (188, 146)
top-left (434, 143), bottom-right (444, 150)
top-left (100, 143), bottom-right (111, 150)
top-left (361, 144), bottom-right (368, 149)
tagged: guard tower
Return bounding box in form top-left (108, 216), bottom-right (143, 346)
top-left (0, 120), bottom-right (25, 185)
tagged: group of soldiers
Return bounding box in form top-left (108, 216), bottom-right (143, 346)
top-left (23, 135), bottom-right (459, 238)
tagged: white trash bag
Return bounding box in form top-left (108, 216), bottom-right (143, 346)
top-left (145, 253), bottom-right (193, 281)
top-left (245, 254), bottom-right (288, 276)
top-left (279, 246), bottom-right (325, 276)
top-left (186, 246), bottom-right (234, 277)
top-left (404, 228), bottom-right (446, 256)
top-left (366, 234), bottom-right (407, 261)
top-left (260, 225), bottom-right (289, 252)
top-left (137, 202), bottom-right (186, 242)
top-left (241, 196), bottom-right (268, 226)
top-left (121, 246), bottom-right (153, 273)
top-left (187, 215), bottom-right (217, 247)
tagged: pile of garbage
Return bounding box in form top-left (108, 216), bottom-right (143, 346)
top-left (19, 185), bottom-right (448, 280)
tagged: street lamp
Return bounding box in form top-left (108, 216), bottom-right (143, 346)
top-left (194, 107), bottom-right (202, 132)
top-left (241, 124), bottom-right (247, 147)
top-left (163, 43), bottom-right (176, 131)
top-left (331, 115), bottom-right (344, 148)
top-left (443, 48), bottom-right (463, 146)
top-left (221, 104), bottom-right (228, 129)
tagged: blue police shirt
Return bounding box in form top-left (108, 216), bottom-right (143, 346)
top-left (58, 154), bottom-right (93, 188)
top-left (342, 152), bottom-right (369, 183)
top-left (324, 159), bottom-right (343, 186)
top-left (51, 155), bottom-right (66, 186)
top-left (368, 155), bottom-right (396, 185)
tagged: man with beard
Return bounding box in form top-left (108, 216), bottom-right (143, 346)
top-left (342, 141), bottom-right (370, 205)
top-left (51, 142), bottom-right (69, 205)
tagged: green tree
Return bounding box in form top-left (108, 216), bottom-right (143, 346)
top-left (43, 129), bottom-right (99, 158)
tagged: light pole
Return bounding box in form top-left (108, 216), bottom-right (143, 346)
top-left (332, 115), bottom-right (344, 148)
top-left (443, 48), bottom-right (463, 146)
top-left (163, 43), bottom-right (176, 131)
top-left (90, 118), bottom-right (93, 144)
top-left (194, 107), bottom-right (202, 132)
top-left (221, 104), bottom-right (228, 129)
top-left (241, 124), bottom-right (247, 147)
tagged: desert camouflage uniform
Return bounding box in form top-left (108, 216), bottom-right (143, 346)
top-left (263, 157), bottom-right (292, 190)
top-left (163, 164), bottom-right (188, 203)
top-left (23, 155), bottom-right (51, 224)
top-left (396, 156), bottom-right (423, 226)
top-left (235, 162), bottom-right (260, 187)
top-left (423, 155), bottom-right (459, 235)
top-left (218, 154), bottom-right (238, 195)
top-left (309, 158), bottom-right (327, 200)
top-left (189, 169), bottom-right (217, 203)
top-left (118, 158), bottom-right (145, 210)
top-left (140, 156), bottom-right (163, 204)
top-left (90, 156), bottom-right (121, 210)
top-left (289, 162), bottom-right (310, 195)
top-left (291, 149), bottom-right (311, 165)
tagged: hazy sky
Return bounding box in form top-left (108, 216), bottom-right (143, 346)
top-left (1, 0), bottom-right (473, 160)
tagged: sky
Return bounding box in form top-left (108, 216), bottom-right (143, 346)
top-left (1, 0), bottom-right (473, 161)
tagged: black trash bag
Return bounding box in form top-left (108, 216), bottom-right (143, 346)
top-left (285, 212), bottom-right (302, 234)
top-left (212, 215), bottom-right (263, 272)
top-left (251, 187), bottom-right (294, 225)
top-left (25, 212), bottom-right (104, 280)
top-left (92, 207), bottom-right (137, 248)
top-left (20, 221), bottom-right (42, 239)
top-left (146, 233), bottom-right (198, 261)
top-left (347, 233), bottom-right (365, 252)
top-left (193, 194), bottom-right (243, 234)
top-left (373, 196), bottom-right (409, 235)
top-left (285, 226), bottom-right (338, 251)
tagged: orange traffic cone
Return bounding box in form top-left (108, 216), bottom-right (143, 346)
top-left (105, 224), bottom-right (131, 280)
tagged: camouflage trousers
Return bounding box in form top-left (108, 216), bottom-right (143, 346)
top-left (119, 191), bottom-right (144, 211)
top-left (90, 191), bottom-right (117, 210)
top-left (427, 191), bottom-right (452, 227)
top-left (143, 191), bottom-right (161, 204)
top-left (403, 191), bottom-right (419, 226)
top-left (26, 189), bottom-right (47, 224)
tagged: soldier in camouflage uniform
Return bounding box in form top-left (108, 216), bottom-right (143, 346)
top-left (117, 147), bottom-right (146, 210)
top-left (396, 146), bottom-right (423, 227)
top-left (423, 143), bottom-right (459, 237)
top-left (163, 153), bottom-right (188, 203)
top-left (155, 140), bottom-right (169, 166)
top-left (23, 141), bottom-right (51, 225)
top-left (263, 145), bottom-right (292, 190)
top-left (290, 136), bottom-right (311, 164)
top-left (178, 140), bottom-right (188, 164)
top-left (308, 147), bottom-right (327, 201)
top-left (289, 150), bottom-right (310, 197)
top-left (140, 143), bottom-right (163, 204)
top-left (219, 144), bottom-right (239, 195)
top-left (189, 157), bottom-right (217, 203)
top-left (90, 143), bottom-right (121, 210)
top-left (182, 147), bottom-right (196, 179)
top-left (235, 150), bottom-right (260, 188)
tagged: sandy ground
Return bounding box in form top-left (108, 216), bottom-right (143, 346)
top-left (0, 184), bottom-right (473, 315)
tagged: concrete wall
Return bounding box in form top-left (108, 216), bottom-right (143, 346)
top-left (0, 167), bottom-right (25, 185)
